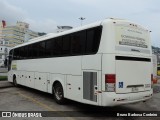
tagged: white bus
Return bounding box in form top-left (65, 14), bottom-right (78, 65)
top-left (8, 18), bottom-right (153, 106)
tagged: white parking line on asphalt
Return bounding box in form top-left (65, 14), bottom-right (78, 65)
top-left (18, 92), bottom-right (56, 111)
top-left (17, 92), bottom-right (75, 120)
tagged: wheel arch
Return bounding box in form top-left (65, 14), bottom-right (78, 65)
top-left (47, 74), bottom-right (66, 96)
top-left (52, 79), bottom-right (67, 104)
top-left (52, 80), bottom-right (64, 93)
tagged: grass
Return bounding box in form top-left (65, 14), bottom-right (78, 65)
top-left (0, 76), bottom-right (7, 81)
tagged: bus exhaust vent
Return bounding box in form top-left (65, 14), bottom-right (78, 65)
top-left (83, 72), bottom-right (97, 102)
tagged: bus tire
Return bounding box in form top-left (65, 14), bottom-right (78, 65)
top-left (53, 82), bottom-right (66, 104)
top-left (13, 76), bottom-right (18, 87)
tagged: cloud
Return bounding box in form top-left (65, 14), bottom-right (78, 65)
top-left (25, 19), bottom-right (57, 33)
top-left (0, 0), bottom-right (160, 47)
top-left (0, 0), bottom-right (26, 25)
top-left (68, 0), bottom-right (98, 6)
top-left (146, 13), bottom-right (160, 47)
top-left (0, 0), bottom-right (57, 33)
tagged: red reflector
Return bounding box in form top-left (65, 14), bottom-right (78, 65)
top-left (105, 74), bottom-right (116, 83)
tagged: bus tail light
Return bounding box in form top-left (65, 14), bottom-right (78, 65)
top-left (105, 74), bottom-right (116, 92)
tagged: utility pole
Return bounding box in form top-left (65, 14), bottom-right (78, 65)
top-left (79, 17), bottom-right (85, 26)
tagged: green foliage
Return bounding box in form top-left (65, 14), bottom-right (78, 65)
top-left (0, 76), bottom-right (7, 81)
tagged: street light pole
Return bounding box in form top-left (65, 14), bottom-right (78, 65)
top-left (79, 17), bottom-right (85, 26)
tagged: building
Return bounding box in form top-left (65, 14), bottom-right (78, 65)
top-left (0, 20), bottom-right (40, 67)
top-left (0, 21), bottom-right (39, 47)
top-left (56, 26), bottom-right (72, 33)
top-left (0, 45), bottom-right (11, 67)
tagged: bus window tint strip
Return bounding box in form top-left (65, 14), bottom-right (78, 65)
top-left (116, 56), bottom-right (151, 62)
top-left (12, 26), bottom-right (102, 60)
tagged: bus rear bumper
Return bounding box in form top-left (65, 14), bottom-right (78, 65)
top-left (101, 89), bottom-right (153, 106)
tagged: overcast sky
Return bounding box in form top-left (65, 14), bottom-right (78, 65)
top-left (0, 0), bottom-right (160, 47)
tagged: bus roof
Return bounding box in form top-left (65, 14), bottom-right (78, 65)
top-left (11, 18), bottom-right (149, 50)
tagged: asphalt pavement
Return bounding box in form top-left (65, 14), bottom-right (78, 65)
top-left (0, 81), bottom-right (160, 120)
top-left (0, 81), bottom-right (13, 88)
top-left (153, 84), bottom-right (160, 93)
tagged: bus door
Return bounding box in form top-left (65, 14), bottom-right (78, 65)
top-left (8, 49), bottom-right (13, 71)
top-left (83, 71), bottom-right (101, 105)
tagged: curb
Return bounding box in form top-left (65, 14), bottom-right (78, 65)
top-left (0, 81), bottom-right (13, 89)
top-left (0, 86), bottom-right (14, 89)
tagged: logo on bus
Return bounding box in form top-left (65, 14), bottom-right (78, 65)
top-left (119, 82), bottom-right (123, 88)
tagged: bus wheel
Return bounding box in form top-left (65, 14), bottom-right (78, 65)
top-left (53, 82), bottom-right (66, 104)
top-left (13, 76), bottom-right (18, 87)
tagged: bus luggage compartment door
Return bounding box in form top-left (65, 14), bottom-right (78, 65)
top-left (83, 72), bottom-right (97, 102)
top-left (115, 56), bottom-right (152, 94)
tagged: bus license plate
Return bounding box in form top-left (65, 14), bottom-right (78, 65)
top-left (132, 87), bottom-right (138, 92)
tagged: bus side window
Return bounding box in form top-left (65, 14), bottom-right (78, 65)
top-left (39, 42), bottom-right (46, 58)
top-left (33, 43), bottom-right (39, 58)
top-left (13, 48), bottom-right (19, 60)
top-left (54, 37), bottom-right (63, 56)
top-left (71, 31), bottom-right (86, 55)
top-left (46, 39), bottom-right (54, 57)
top-left (24, 46), bottom-right (28, 59)
top-left (86, 26), bottom-right (102, 54)
top-left (28, 45), bottom-right (33, 59)
top-left (62, 35), bottom-right (71, 55)
top-left (19, 47), bottom-right (25, 59)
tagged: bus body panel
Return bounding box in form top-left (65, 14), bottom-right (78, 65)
top-left (114, 21), bottom-right (152, 57)
top-left (98, 20), bottom-right (116, 54)
top-left (116, 59), bottom-right (152, 93)
top-left (101, 54), bottom-right (115, 91)
top-left (35, 72), bottom-right (48, 92)
top-left (16, 56), bottom-right (82, 76)
top-left (101, 90), bottom-right (152, 106)
top-left (25, 71), bottom-right (35, 88)
top-left (82, 54), bottom-right (102, 70)
top-left (81, 54), bottom-right (102, 105)
top-left (100, 19), bottom-right (153, 106)
top-left (66, 75), bottom-right (82, 102)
